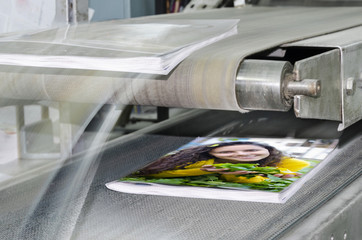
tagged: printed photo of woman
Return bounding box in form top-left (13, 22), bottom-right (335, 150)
top-left (137, 141), bottom-right (310, 184)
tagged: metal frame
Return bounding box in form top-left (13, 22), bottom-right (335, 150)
top-left (283, 26), bottom-right (362, 130)
top-left (292, 49), bottom-right (341, 121)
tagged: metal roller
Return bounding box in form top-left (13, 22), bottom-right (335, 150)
top-left (235, 59), bottom-right (321, 112)
top-left (235, 60), bottom-right (294, 111)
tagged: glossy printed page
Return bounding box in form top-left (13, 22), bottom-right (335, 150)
top-left (107, 137), bottom-right (338, 202)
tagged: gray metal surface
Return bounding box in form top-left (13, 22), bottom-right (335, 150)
top-left (293, 49), bottom-right (342, 121)
top-left (286, 79), bottom-right (321, 98)
top-left (0, 110), bottom-right (361, 240)
top-left (284, 26), bottom-right (362, 130)
top-left (68, 0), bottom-right (89, 23)
top-left (236, 60), bottom-right (293, 111)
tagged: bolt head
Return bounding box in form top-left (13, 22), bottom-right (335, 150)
top-left (346, 77), bottom-right (355, 96)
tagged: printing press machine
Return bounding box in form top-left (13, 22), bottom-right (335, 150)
top-left (0, 3), bottom-right (362, 240)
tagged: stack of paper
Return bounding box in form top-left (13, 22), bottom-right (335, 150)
top-left (0, 19), bottom-right (239, 75)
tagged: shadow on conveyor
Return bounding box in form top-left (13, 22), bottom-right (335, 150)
top-left (0, 109), bottom-right (361, 240)
top-left (155, 109), bottom-right (342, 139)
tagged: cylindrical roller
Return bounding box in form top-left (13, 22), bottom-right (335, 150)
top-left (235, 60), bottom-right (293, 111)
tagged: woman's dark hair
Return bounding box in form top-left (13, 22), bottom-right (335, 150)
top-left (139, 141), bottom-right (284, 175)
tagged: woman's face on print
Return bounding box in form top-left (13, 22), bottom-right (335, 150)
top-left (209, 144), bottom-right (270, 163)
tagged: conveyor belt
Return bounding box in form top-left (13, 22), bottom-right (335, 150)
top-left (0, 110), bottom-right (361, 239)
top-left (1, 7), bottom-right (362, 111)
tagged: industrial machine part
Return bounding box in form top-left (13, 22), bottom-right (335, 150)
top-left (0, 7), bottom-right (361, 130)
top-left (283, 26), bottom-right (362, 130)
top-left (236, 60), bottom-right (321, 111)
top-left (183, 0), bottom-right (234, 12)
top-left (0, 6), bottom-right (361, 160)
top-left (236, 25), bottom-right (362, 131)
top-left (0, 4), bottom-right (362, 240)
top-left (236, 48), bottom-right (342, 122)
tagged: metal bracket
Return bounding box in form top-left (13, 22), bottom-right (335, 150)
top-left (283, 26), bottom-right (362, 130)
top-left (293, 49), bottom-right (341, 121)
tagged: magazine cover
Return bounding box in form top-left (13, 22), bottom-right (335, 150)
top-left (106, 137), bottom-right (338, 203)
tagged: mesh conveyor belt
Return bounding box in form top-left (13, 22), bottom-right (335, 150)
top-left (0, 128), bottom-right (361, 240)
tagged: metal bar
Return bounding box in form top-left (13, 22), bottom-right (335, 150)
top-left (67, 0), bottom-right (88, 23)
top-left (15, 105), bottom-right (25, 159)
